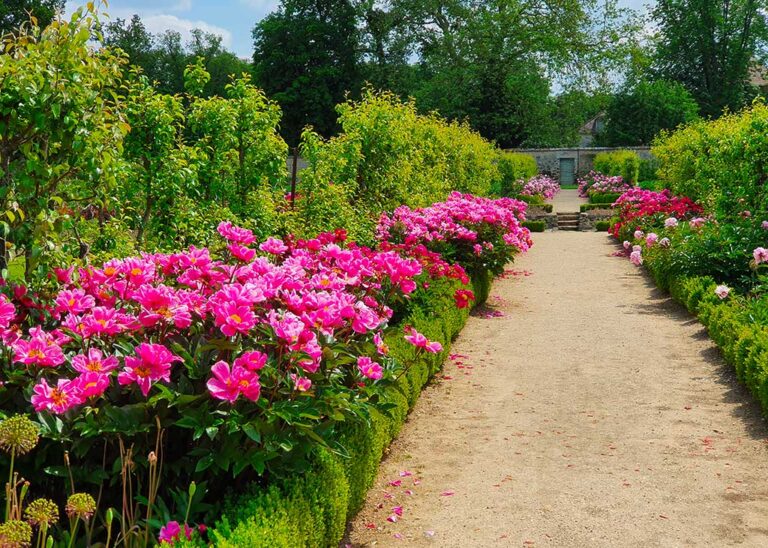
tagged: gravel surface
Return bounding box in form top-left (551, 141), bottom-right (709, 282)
top-left (344, 231), bottom-right (768, 547)
top-left (551, 189), bottom-right (585, 213)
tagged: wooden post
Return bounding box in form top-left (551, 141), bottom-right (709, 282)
top-left (290, 147), bottom-right (298, 210)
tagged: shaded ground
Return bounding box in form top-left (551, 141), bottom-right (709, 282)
top-left (345, 232), bottom-right (768, 547)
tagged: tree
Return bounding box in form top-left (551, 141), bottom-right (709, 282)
top-left (0, 0), bottom-right (64, 36)
top-left (0, 5), bottom-right (128, 279)
top-left (394, 0), bottom-right (638, 147)
top-left (651, 0), bottom-right (768, 116)
top-left (252, 0), bottom-right (361, 144)
top-left (600, 80), bottom-right (699, 146)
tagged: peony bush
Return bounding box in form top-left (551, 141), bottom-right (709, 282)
top-left (520, 175), bottom-right (560, 200)
top-left (577, 171), bottom-right (635, 198)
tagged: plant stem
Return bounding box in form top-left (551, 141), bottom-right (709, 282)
top-left (5, 448), bottom-right (15, 521)
top-left (68, 518), bottom-right (80, 548)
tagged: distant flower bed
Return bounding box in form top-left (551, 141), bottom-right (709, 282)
top-left (519, 175), bottom-right (560, 200)
top-left (578, 171), bottom-right (635, 197)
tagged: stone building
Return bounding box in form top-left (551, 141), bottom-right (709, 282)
top-left (510, 147), bottom-right (652, 185)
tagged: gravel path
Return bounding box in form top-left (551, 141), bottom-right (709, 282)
top-left (550, 189), bottom-right (584, 213)
top-left (345, 231), bottom-right (768, 547)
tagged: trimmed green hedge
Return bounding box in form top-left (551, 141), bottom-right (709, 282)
top-left (594, 220), bottom-right (611, 231)
top-left (522, 220), bottom-right (547, 232)
top-left (643, 267), bottom-right (768, 419)
top-left (588, 192), bottom-right (623, 204)
top-left (197, 274), bottom-right (480, 547)
top-left (580, 203), bottom-right (616, 212)
top-left (593, 150), bottom-right (641, 183)
top-left (496, 151), bottom-right (537, 197)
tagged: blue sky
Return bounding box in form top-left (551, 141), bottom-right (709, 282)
top-left (67, 0), bottom-right (653, 58)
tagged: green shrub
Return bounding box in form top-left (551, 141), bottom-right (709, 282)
top-left (496, 152), bottom-right (537, 196)
top-left (206, 274), bottom-right (479, 546)
top-left (593, 150), bottom-right (641, 182)
top-left (652, 102), bottom-right (768, 217)
top-left (522, 220), bottom-right (547, 232)
top-left (594, 220), bottom-right (611, 231)
top-left (580, 203), bottom-right (615, 212)
top-left (588, 192), bottom-right (623, 204)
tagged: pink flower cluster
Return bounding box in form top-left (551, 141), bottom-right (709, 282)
top-left (3, 225), bottom-right (442, 415)
top-left (377, 192), bottom-right (532, 259)
top-left (577, 171), bottom-right (635, 197)
top-left (610, 188), bottom-right (703, 239)
top-left (520, 175), bottom-right (560, 200)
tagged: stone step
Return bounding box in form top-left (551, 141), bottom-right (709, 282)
top-left (556, 213), bottom-right (580, 219)
top-left (558, 220), bottom-right (579, 226)
top-left (558, 226), bottom-right (579, 231)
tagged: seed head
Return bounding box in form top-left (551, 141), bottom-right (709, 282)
top-left (24, 498), bottom-right (59, 527)
top-left (0, 519), bottom-right (32, 547)
top-left (0, 416), bottom-right (39, 456)
top-left (65, 493), bottom-right (96, 521)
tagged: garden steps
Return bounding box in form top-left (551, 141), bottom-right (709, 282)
top-left (347, 231), bottom-right (768, 546)
top-left (556, 212), bottom-right (580, 230)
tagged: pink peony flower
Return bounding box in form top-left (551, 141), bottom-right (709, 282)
top-left (73, 372), bottom-right (111, 399)
top-left (357, 356), bottom-right (383, 380)
top-left (762, 220), bottom-right (768, 230)
top-left (259, 237), bottom-right (288, 255)
top-left (158, 521), bottom-right (193, 544)
top-left (623, 241), bottom-right (631, 250)
top-left (207, 361), bottom-right (261, 403)
top-left (689, 217), bottom-right (707, 228)
top-left (31, 378), bottom-right (81, 414)
top-left (233, 351), bottom-right (268, 371)
top-left (633, 230), bottom-right (644, 240)
top-left (55, 289), bottom-right (95, 315)
top-left (217, 221), bottom-right (255, 245)
top-left (118, 343), bottom-right (181, 396)
top-left (290, 373), bottom-right (312, 392)
top-left (645, 233), bottom-right (658, 247)
top-left (664, 217), bottom-right (679, 228)
top-left (71, 348), bottom-right (119, 374)
top-left (629, 250), bottom-right (643, 266)
top-left (374, 332), bottom-right (389, 355)
top-left (715, 285), bottom-right (730, 299)
top-left (215, 302), bottom-right (256, 337)
top-left (13, 336), bottom-right (66, 367)
top-left (754, 247), bottom-right (768, 265)
top-left (227, 243), bottom-right (256, 262)
top-left (659, 237), bottom-right (671, 248)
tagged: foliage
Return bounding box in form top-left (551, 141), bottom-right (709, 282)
top-left (650, 0), bottom-right (768, 117)
top-left (588, 192), bottom-right (623, 205)
top-left (594, 220), bottom-right (611, 231)
top-left (522, 220), bottom-right (547, 233)
top-left (294, 90), bottom-right (499, 243)
top-left (652, 101), bottom-right (768, 218)
top-left (496, 152), bottom-right (537, 197)
top-left (599, 80), bottom-right (699, 146)
top-left (205, 274), bottom-right (473, 548)
top-left (577, 171), bottom-right (634, 197)
top-left (593, 150), bottom-right (641, 183)
top-left (0, 5), bottom-right (129, 283)
top-left (252, 0), bottom-right (360, 145)
top-left (0, 0), bottom-right (64, 36)
top-left (520, 175), bottom-right (560, 200)
top-left (102, 16), bottom-right (250, 98)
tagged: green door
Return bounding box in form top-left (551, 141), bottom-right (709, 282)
top-left (559, 158), bottom-right (575, 185)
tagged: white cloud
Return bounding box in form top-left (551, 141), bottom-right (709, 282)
top-left (238, 0), bottom-right (280, 13)
top-left (137, 13), bottom-right (233, 47)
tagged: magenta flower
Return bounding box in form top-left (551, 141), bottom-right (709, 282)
top-left (357, 356), bottom-right (383, 380)
top-left (207, 361), bottom-right (261, 403)
top-left (13, 336), bottom-right (66, 368)
top-left (54, 289), bottom-right (95, 316)
top-left (158, 521), bottom-right (193, 544)
top-left (217, 221), bottom-right (255, 245)
top-left (31, 378), bottom-right (81, 414)
top-left (82, 306), bottom-right (125, 337)
top-left (71, 348), bottom-right (119, 374)
top-left (259, 237), bottom-right (288, 255)
top-left (0, 295), bottom-right (14, 330)
top-left (215, 301), bottom-right (256, 337)
top-left (233, 351), bottom-right (268, 371)
top-left (118, 343), bottom-right (181, 396)
top-left (404, 327), bottom-right (442, 353)
top-left (453, 289), bottom-right (475, 309)
top-left (73, 372), bottom-right (110, 400)
top-left (227, 243), bottom-right (256, 262)
top-left (290, 373), bottom-right (312, 392)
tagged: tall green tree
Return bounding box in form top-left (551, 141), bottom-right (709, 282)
top-left (252, 0), bottom-right (361, 144)
top-left (651, 0), bottom-right (768, 116)
top-left (394, 0), bottom-right (638, 147)
top-left (0, 0), bottom-right (64, 36)
top-left (600, 80), bottom-right (699, 146)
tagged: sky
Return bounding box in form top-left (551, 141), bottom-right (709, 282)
top-left (66, 0), bottom-right (653, 59)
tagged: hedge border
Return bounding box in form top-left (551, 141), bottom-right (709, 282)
top-left (522, 220), bottom-right (547, 232)
top-left (196, 274), bottom-right (483, 547)
top-left (638, 254), bottom-right (768, 420)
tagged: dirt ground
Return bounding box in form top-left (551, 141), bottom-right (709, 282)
top-left (344, 231), bottom-right (768, 547)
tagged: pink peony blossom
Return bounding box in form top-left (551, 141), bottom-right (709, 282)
top-left (207, 361), bottom-right (261, 403)
top-left (645, 233), bottom-right (658, 247)
top-left (357, 356), bottom-right (383, 380)
top-left (629, 250), bottom-right (643, 266)
top-left (454, 289), bottom-right (475, 309)
top-left (664, 217), bottom-right (679, 228)
top-left (259, 237), bottom-right (288, 255)
top-left (31, 378), bottom-right (81, 414)
top-left (715, 285), bottom-right (730, 299)
top-left (290, 373), bottom-right (312, 392)
top-left (217, 221), bottom-right (255, 245)
top-left (633, 230), bottom-right (644, 240)
top-left (754, 247), bottom-right (768, 265)
top-left (158, 521), bottom-right (193, 544)
top-left (13, 335), bottom-right (66, 367)
top-left (73, 372), bottom-right (110, 399)
top-left (233, 351), bottom-right (268, 371)
top-left (659, 237), bottom-right (671, 248)
top-left (118, 343), bottom-right (181, 396)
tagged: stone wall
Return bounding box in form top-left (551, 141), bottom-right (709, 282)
top-left (509, 147), bottom-right (652, 181)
